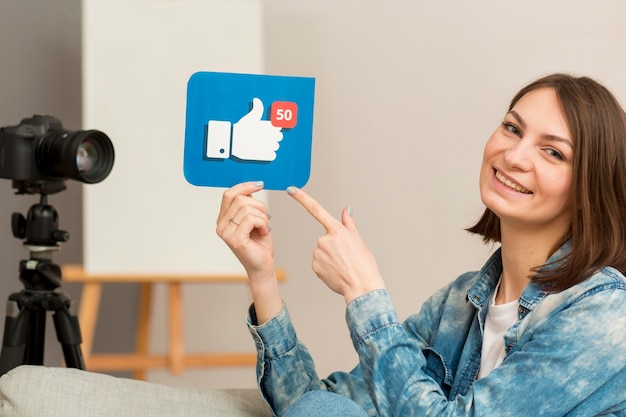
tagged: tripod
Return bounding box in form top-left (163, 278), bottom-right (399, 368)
top-left (0, 191), bottom-right (85, 375)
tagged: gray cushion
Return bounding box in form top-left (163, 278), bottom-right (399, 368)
top-left (0, 365), bottom-right (273, 417)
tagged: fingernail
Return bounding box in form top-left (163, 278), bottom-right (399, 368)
top-left (347, 206), bottom-right (353, 216)
top-left (286, 186), bottom-right (296, 195)
top-left (254, 180), bottom-right (264, 187)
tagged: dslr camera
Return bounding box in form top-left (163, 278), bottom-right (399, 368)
top-left (0, 115), bottom-right (114, 194)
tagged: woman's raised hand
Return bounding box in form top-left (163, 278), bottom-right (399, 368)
top-left (217, 181), bottom-right (283, 323)
top-left (216, 181), bottom-right (275, 282)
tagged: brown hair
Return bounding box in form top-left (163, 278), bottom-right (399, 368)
top-left (467, 73), bottom-right (626, 291)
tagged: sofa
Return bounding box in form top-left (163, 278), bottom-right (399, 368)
top-left (0, 365), bottom-right (273, 417)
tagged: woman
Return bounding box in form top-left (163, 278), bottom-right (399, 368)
top-left (216, 73), bottom-right (626, 416)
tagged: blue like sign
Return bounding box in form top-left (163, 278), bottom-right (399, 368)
top-left (183, 72), bottom-right (316, 190)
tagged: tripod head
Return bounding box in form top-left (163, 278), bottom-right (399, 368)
top-left (11, 190), bottom-right (68, 292)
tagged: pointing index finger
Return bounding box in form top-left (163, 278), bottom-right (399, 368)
top-left (287, 186), bottom-right (339, 231)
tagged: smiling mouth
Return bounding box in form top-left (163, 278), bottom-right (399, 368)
top-left (495, 170), bottom-right (532, 194)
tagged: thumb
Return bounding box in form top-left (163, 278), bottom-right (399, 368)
top-left (241, 97), bottom-right (264, 122)
top-left (341, 206), bottom-right (360, 236)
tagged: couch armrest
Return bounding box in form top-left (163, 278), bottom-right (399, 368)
top-left (0, 365), bottom-right (272, 417)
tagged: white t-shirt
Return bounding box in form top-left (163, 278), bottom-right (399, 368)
top-left (477, 286), bottom-right (519, 379)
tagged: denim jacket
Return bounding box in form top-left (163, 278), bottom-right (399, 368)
top-left (247, 241), bottom-right (626, 416)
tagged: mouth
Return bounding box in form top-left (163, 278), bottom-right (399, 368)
top-left (495, 170), bottom-right (532, 194)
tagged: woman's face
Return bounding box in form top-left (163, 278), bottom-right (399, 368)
top-left (480, 87), bottom-right (574, 236)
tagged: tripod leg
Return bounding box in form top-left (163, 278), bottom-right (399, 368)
top-left (53, 300), bottom-right (85, 370)
top-left (0, 300), bottom-right (30, 375)
top-left (25, 309), bottom-right (46, 365)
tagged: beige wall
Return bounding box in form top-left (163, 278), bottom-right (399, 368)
top-left (263, 0), bottom-right (626, 381)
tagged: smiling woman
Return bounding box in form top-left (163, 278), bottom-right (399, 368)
top-left (476, 86), bottom-right (576, 301)
top-left (217, 73), bottom-right (626, 417)
top-left (469, 74), bottom-right (626, 293)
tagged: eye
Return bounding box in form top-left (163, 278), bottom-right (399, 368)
top-left (545, 148), bottom-right (565, 161)
top-left (502, 121), bottom-right (521, 137)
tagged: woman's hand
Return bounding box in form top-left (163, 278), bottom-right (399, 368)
top-left (287, 186), bottom-right (385, 304)
top-left (216, 181), bottom-right (282, 323)
top-left (216, 181), bottom-right (275, 283)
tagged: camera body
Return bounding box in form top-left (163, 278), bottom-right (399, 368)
top-left (0, 115), bottom-right (114, 194)
top-left (0, 115), bottom-right (62, 181)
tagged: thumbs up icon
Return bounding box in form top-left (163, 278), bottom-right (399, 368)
top-left (206, 98), bottom-right (284, 162)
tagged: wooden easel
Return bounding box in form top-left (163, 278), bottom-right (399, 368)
top-left (62, 265), bottom-right (286, 380)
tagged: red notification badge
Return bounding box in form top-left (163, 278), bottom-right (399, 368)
top-left (270, 101), bottom-right (298, 129)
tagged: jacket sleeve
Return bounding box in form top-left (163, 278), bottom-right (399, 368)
top-left (347, 285), bottom-right (626, 417)
top-left (245, 279), bottom-right (460, 417)
top-left (247, 304), bottom-right (378, 417)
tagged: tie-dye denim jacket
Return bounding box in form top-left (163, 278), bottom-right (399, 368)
top-left (248, 241), bottom-right (626, 416)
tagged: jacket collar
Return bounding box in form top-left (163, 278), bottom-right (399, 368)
top-left (467, 239), bottom-right (573, 312)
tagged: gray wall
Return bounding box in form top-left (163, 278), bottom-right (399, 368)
top-left (0, 0), bottom-right (135, 371)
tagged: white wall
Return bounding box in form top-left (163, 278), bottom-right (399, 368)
top-left (82, 0), bottom-right (264, 276)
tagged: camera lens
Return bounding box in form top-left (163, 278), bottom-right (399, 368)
top-left (76, 139), bottom-right (99, 174)
top-left (36, 129), bottom-right (115, 183)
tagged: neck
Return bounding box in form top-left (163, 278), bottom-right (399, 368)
top-left (496, 223), bottom-right (565, 304)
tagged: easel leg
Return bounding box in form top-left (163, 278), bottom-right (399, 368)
top-left (133, 282), bottom-right (152, 380)
top-left (77, 282), bottom-right (102, 366)
top-left (168, 283), bottom-right (184, 374)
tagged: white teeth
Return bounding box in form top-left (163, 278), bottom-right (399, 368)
top-left (495, 171), bottom-right (532, 194)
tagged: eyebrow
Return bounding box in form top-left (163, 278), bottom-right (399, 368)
top-left (508, 110), bottom-right (574, 149)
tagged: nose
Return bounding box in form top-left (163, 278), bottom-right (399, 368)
top-left (503, 139), bottom-right (533, 171)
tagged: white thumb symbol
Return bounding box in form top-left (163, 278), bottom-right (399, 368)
top-left (231, 98), bottom-right (283, 162)
top-left (240, 98), bottom-right (264, 122)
